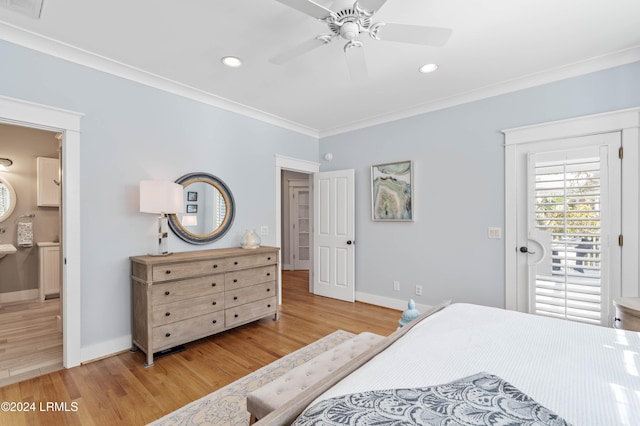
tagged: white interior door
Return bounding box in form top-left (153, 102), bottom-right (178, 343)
top-left (515, 132), bottom-right (621, 325)
top-left (313, 169), bottom-right (355, 302)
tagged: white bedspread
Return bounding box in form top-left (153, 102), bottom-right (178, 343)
top-left (314, 303), bottom-right (640, 426)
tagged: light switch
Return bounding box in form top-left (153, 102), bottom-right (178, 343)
top-left (488, 227), bottom-right (502, 239)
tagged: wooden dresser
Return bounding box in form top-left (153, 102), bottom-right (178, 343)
top-left (130, 246), bottom-right (279, 366)
top-left (613, 297), bottom-right (640, 332)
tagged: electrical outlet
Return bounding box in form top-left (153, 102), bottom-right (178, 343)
top-left (393, 281), bottom-right (400, 291)
top-left (415, 285), bottom-right (423, 296)
top-left (260, 226), bottom-right (268, 236)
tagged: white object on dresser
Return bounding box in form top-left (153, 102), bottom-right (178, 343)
top-left (38, 242), bottom-right (60, 300)
top-left (130, 246), bottom-right (280, 366)
top-left (37, 157), bottom-right (60, 207)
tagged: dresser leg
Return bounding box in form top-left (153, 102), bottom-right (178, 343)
top-left (144, 353), bottom-right (154, 367)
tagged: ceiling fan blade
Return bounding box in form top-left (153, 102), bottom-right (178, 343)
top-left (375, 23), bottom-right (452, 46)
top-left (274, 0), bottom-right (334, 19)
top-left (344, 42), bottom-right (368, 81)
top-left (269, 36), bottom-right (332, 65)
top-left (356, 0), bottom-right (389, 14)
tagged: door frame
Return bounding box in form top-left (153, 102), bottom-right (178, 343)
top-left (275, 155), bottom-right (320, 301)
top-left (504, 108), bottom-right (640, 310)
top-left (0, 94), bottom-right (82, 368)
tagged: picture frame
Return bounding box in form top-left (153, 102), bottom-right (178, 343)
top-left (186, 204), bottom-right (198, 213)
top-left (371, 160), bottom-right (413, 221)
top-left (187, 191), bottom-right (198, 201)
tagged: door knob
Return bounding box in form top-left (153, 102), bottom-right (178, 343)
top-left (519, 246), bottom-right (536, 254)
top-left (346, 240), bottom-right (353, 245)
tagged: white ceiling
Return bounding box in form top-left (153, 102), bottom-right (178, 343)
top-left (1, 0), bottom-right (639, 137)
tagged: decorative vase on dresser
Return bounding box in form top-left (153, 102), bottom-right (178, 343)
top-left (130, 246), bottom-right (280, 366)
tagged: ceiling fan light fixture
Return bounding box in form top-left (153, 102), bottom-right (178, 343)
top-left (221, 56), bottom-right (243, 68)
top-left (419, 63), bottom-right (439, 73)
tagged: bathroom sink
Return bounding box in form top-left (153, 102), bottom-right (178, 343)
top-left (0, 243), bottom-right (17, 259)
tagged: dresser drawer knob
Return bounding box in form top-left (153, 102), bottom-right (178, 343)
top-left (165, 332), bottom-right (171, 337)
top-left (267, 288), bottom-right (271, 292)
top-left (233, 296), bottom-right (238, 300)
top-left (165, 312), bottom-right (170, 317)
top-left (165, 270), bottom-right (171, 275)
top-left (212, 320), bottom-right (217, 324)
top-left (234, 314), bottom-right (239, 318)
top-left (165, 291), bottom-right (170, 296)
top-left (213, 264), bottom-right (218, 269)
top-left (267, 304), bottom-right (271, 308)
top-left (267, 257), bottom-right (271, 260)
top-left (234, 261), bottom-right (238, 265)
top-left (267, 272), bottom-right (271, 276)
top-left (212, 301), bottom-right (217, 305)
top-left (211, 283), bottom-right (217, 287)
top-left (233, 279), bottom-right (238, 283)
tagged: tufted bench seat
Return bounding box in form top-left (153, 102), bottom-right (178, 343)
top-left (246, 331), bottom-right (384, 422)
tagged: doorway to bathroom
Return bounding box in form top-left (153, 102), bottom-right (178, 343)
top-left (0, 122), bottom-right (63, 386)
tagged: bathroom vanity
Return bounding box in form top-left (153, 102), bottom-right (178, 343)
top-left (38, 242), bottom-right (60, 300)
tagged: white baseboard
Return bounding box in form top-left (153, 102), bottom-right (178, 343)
top-left (0, 289), bottom-right (39, 303)
top-left (355, 291), bottom-right (432, 314)
top-left (80, 334), bottom-right (132, 364)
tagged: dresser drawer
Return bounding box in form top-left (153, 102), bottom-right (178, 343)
top-left (151, 275), bottom-right (224, 305)
top-left (153, 311), bottom-right (225, 351)
top-left (152, 260), bottom-right (224, 281)
top-left (226, 265), bottom-right (276, 290)
top-left (152, 294), bottom-right (224, 326)
top-left (225, 281), bottom-right (275, 308)
top-left (225, 296), bottom-right (277, 328)
top-left (225, 252), bottom-right (277, 271)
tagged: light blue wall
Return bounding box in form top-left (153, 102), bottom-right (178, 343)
top-left (2, 35), bottom-right (639, 355)
top-left (0, 40), bottom-right (318, 350)
top-left (319, 61), bottom-right (640, 308)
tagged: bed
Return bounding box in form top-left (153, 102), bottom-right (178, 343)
top-left (256, 303), bottom-right (640, 425)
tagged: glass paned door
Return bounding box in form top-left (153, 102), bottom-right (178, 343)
top-left (525, 139), bottom-right (620, 326)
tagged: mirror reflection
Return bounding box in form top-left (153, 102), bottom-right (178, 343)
top-left (168, 172), bottom-right (235, 244)
top-left (0, 176), bottom-right (17, 223)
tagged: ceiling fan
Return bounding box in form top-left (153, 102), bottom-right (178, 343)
top-left (271, 0), bottom-right (452, 80)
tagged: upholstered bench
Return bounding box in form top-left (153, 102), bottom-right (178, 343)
top-left (246, 331), bottom-right (384, 422)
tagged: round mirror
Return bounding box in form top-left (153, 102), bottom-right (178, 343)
top-left (168, 172), bottom-right (235, 244)
top-left (0, 175), bottom-right (17, 223)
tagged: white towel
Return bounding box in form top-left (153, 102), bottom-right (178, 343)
top-left (17, 222), bottom-right (33, 247)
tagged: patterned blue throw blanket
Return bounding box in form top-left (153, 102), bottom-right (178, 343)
top-left (292, 372), bottom-right (571, 425)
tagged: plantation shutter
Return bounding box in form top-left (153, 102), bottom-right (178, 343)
top-left (529, 150), bottom-right (607, 325)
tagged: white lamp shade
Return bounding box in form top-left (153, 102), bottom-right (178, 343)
top-left (181, 215), bottom-right (198, 226)
top-left (139, 180), bottom-right (184, 214)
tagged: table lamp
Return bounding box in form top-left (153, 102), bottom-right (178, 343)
top-left (140, 180), bottom-right (184, 256)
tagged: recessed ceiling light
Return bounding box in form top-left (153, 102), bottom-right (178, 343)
top-left (419, 63), bottom-right (439, 74)
top-left (221, 56), bottom-right (243, 68)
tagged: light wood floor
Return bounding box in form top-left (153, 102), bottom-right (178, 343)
top-left (0, 270), bottom-right (400, 425)
top-left (0, 298), bottom-right (63, 388)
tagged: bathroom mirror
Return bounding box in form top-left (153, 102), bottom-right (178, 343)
top-left (0, 176), bottom-right (17, 223)
top-left (168, 172), bottom-right (235, 244)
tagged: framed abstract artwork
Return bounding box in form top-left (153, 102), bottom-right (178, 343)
top-left (371, 160), bottom-right (413, 221)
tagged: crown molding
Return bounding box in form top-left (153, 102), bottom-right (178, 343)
top-left (319, 46), bottom-right (640, 138)
top-left (0, 21), bottom-right (320, 139)
top-left (2, 20), bottom-right (638, 141)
